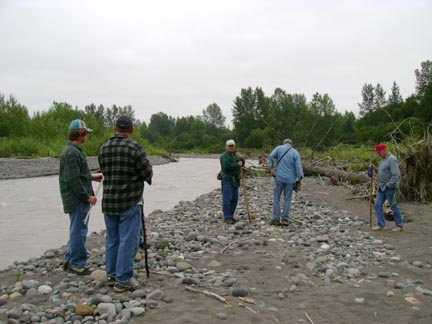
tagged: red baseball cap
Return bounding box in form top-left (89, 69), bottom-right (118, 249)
top-left (374, 143), bottom-right (387, 154)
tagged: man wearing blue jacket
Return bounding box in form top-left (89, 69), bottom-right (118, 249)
top-left (268, 139), bottom-right (304, 226)
top-left (372, 143), bottom-right (404, 232)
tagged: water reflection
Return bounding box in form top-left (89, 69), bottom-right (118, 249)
top-left (0, 158), bottom-right (220, 268)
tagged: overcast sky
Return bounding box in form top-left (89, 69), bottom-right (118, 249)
top-left (1, 0), bottom-right (431, 124)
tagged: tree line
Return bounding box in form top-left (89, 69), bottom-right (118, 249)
top-left (0, 60), bottom-right (431, 157)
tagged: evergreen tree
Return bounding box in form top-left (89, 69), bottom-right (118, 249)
top-left (388, 81), bottom-right (403, 105)
top-left (358, 83), bottom-right (375, 116)
top-left (374, 83), bottom-right (387, 109)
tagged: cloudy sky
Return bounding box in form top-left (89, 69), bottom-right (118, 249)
top-left (1, 0), bottom-right (431, 124)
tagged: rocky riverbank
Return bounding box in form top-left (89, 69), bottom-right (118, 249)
top-left (0, 176), bottom-right (431, 324)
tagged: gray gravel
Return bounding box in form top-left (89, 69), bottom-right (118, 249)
top-left (0, 176), bottom-right (430, 323)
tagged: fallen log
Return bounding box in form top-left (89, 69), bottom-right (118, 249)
top-left (303, 164), bottom-right (369, 185)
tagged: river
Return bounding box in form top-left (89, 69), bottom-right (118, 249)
top-left (0, 158), bottom-right (220, 269)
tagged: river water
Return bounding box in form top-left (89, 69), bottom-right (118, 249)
top-left (0, 158), bottom-right (220, 269)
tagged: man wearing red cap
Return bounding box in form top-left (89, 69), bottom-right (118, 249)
top-left (372, 143), bottom-right (404, 231)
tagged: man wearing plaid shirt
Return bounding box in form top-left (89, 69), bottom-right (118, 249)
top-left (98, 116), bottom-right (153, 292)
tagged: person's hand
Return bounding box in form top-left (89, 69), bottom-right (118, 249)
top-left (92, 174), bottom-right (103, 182)
top-left (367, 165), bottom-right (374, 178)
top-left (88, 196), bottom-right (97, 205)
top-left (294, 181), bottom-right (302, 192)
top-left (271, 169), bottom-right (276, 177)
top-left (237, 161), bottom-right (243, 167)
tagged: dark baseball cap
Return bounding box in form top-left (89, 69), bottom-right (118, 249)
top-left (115, 116), bottom-right (134, 132)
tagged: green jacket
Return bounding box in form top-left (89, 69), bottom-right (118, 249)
top-left (59, 142), bottom-right (93, 213)
top-left (220, 151), bottom-right (245, 188)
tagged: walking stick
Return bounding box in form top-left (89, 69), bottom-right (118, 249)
top-left (368, 159), bottom-right (374, 229)
top-left (240, 166), bottom-right (252, 223)
top-left (83, 180), bottom-right (102, 225)
top-left (140, 201), bottom-right (150, 278)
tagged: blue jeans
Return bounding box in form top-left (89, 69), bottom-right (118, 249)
top-left (273, 180), bottom-right (294, 221)
top-left (222, 182), bottom-right (238, 221)
top-left (104, 205), bottom-right (141, 285)
top-left (374, 187), bottom-right (404, 228)
top-left (65, 202), bottom-right (90, 268)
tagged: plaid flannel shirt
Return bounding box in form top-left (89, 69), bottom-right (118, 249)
top-left (98, 134), bottom-right (153, 215)
top-left (59, 142), bottom-right (93, 213)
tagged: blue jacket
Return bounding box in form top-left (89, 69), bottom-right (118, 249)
top-left (268, 144), bottom-right (304, 183)
top-left (377, 153), bottom-right (400, 191)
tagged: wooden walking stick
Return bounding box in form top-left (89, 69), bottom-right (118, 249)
top-left (368, 159), bottom-right (374, 229)
top-left (140, 201), bottom-right (150, 278)
top-left (240, 166), bottom-right (252, 223)
top-left (83, 180), bottom-right (102, 225)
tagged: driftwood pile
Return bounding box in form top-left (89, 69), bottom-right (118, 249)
top-left (396, 136), bottom-right (432, 203)
top-left (254, 152), bottom-right (372, 199)
top-left (246, 139), bottom-right (432, 204)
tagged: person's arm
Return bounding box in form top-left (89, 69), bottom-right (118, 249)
top-left (64, 153), bottom-right (91, 202)
top-left (236, 153), bottom-right (245, 167)
top-left (294, 151), bottom-right (304, 181)
top-left (136, 146), bottom-right (153, 185)
top-left (387, 157), bottom-right (400, 188)
top-left (268, 147), bottom-right (278, 169)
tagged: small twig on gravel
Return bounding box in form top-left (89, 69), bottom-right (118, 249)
top-left (184, 286), bottom-right (227, 304)
top-left (305, 312), bottom-right (315, 324)
top-left (290, 217), bottom-right (310, 227)
top-left (271, 314), bottom-right (280, 323)
top-left (238, 303), bottom-right (258, 314)
top-left (238, 297), bottom-right (256, 304)
top-left (345, 194), bottom-right (369, 200)
top-left (318, 174), bottom-right (325, 186)
top-left (220, 235), bottom-right (261, 254)
top-left (152, 271), bottom-right (175, 277)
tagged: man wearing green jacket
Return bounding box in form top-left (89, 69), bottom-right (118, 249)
top-left (220, 139), bottom-right (245, 224)
top-left (59, 119), bottom-right (102, 275)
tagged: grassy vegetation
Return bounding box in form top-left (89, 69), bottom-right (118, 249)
top-left (0, 134), bottom-right (167, 158)
top-left (299, 144), bottom-right (378, 172)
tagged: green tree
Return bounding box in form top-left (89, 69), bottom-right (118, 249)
top-left (175, 116), bottom-right (195, 135)
top-left (232, 87), bottom-right (259, 142)
top-left (415, 60), bottom-right (432, 97)
top-left (232, 87), bottom-right (271, 143)
top-left (0, 94), bottom-right (30, 137)
top-left (310, 92), bottom-right (336, 116)
top-left (268, 88), bottom-right (297, 143)
top-left (388, 81), bottom-right (403, 106)
top-left (105, 105), bottom-right (135, 127)
top-left (374, 83), bottom-right (387, 109)
top-left (200, 103), bottom-right (226, 128)
top-left (85, 103), bottom-right (105, 122)
top-left (338, 111), bottom-right (356, 143)
top-left (358, 83), bottom-right (375, 116)
top-left (243, 128), bottom-right (271, 148)
top-left (303, 93), bottom-right (339, 150)
top-left (148, 112), bottom-right (175, 141)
